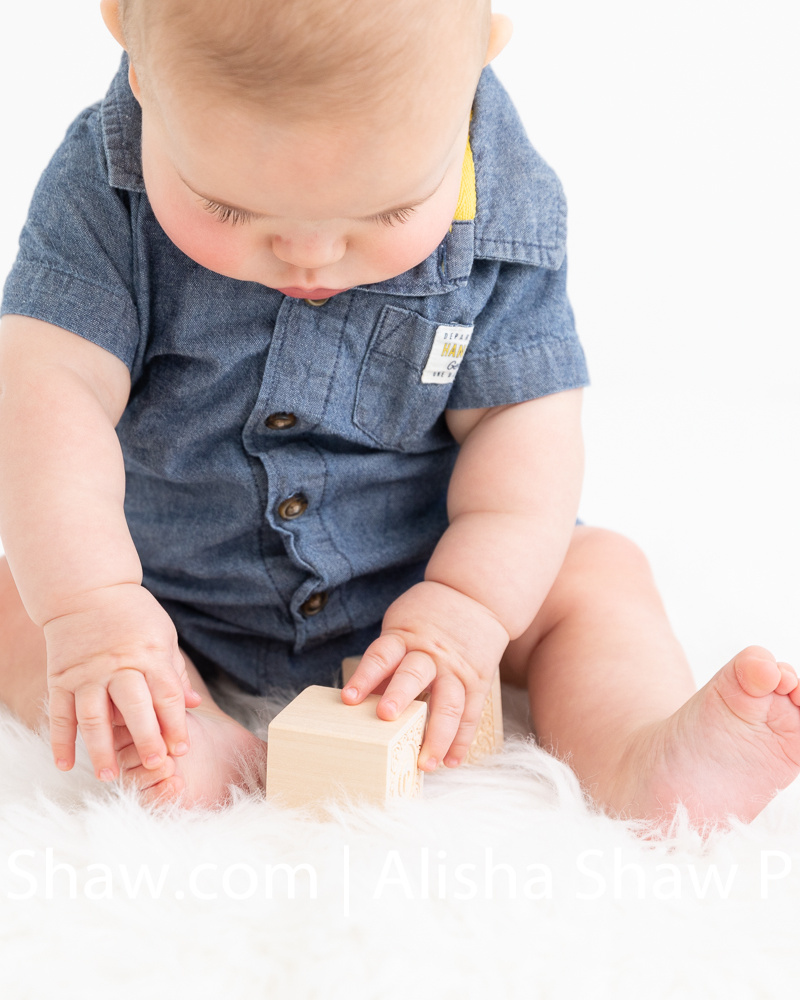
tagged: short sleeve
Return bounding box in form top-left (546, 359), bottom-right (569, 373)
top-left (446, 254), bottom-right (590, 409)
top-left (0, 106), bottom-right (141, 371)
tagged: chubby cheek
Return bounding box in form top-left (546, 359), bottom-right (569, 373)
top-left (370, 215), bottom-right (453, 281)
top-left (148, 189), bottom-right (248, 278)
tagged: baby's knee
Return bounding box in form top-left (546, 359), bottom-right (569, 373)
top-left (567, 525), bottom-right (655, 589)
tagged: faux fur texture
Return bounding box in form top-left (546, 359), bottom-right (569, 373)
top-left (2, 676), bottom-right (799, 999)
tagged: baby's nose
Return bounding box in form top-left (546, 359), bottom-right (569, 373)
top-left (271, 231), bottom-right (346, 270)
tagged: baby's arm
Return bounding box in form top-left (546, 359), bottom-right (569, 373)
top-left (0, 315), bottom-right (200, 779)
top-left (343, 387), bottom-right (584, 770)
top-left (429, 388), bottom-right (584, 643)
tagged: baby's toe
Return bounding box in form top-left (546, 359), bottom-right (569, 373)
top-left (731, 645), bottom-right (781, 698)
top-left (138, 774), bottom-right (186, 808)
top-left (775, 662), bottom-right (798, 696)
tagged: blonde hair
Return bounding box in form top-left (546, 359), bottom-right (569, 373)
top-left (119, 0), bottom-right (491, 121)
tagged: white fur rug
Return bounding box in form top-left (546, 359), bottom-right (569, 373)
top-left (2, 676), bottom-right (800, 999)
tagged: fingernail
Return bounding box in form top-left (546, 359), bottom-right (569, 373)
top-left (344, 687), bottom-right (358, 699)
top-left (100, 768), bottom-right (115, 781)
top-left (56, 759), bottom-right (70, 771)
top-left (423, 757), bottom-right (438, 771)
top-left (145, 754), bottom-right (161, 767)
top-left (382, 701), bottom-right (397, 715)
top-left (173, 742), bottom-right (189, 755)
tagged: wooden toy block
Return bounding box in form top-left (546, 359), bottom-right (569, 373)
top-left (341, 656), bottom-right (504, 764)
top-left (266, 684), bottom-right (427, 814)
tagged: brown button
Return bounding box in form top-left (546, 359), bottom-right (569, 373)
top-left (300, 591), bottom-right (329, 616)
top-left (278, 493), bottom-right (308, 520)
top-left (265, 412), bottom-right (297, 430)
top-left (304, 298), bottom-right (329, 307)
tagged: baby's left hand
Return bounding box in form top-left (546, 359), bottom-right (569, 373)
top-left (342, 581), bottom-right (510, 772)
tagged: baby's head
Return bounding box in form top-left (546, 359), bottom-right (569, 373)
top-left (101, 0), bottom-right (512, 295)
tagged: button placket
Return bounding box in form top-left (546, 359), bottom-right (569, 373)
top-left (244, 299), bottom-right (354, 643)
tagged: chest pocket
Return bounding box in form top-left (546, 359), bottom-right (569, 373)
top-left (353, 305), bottom-right (474, 453)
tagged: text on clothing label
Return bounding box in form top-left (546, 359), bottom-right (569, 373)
top-left (421, 325), bottom-right (475, 384)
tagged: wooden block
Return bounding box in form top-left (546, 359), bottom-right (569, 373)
top-left (341, 656), bottom-right (504, 764)
top-left (266, 684), bottom-right (427, 814)
top-left (460, 666), bottom-right (504, 763)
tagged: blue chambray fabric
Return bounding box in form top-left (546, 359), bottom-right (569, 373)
top-left (1, 54), bottom-right (590, 694)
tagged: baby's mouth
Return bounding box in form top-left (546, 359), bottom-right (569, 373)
top-left (277, 286), bottom-right (349, 299)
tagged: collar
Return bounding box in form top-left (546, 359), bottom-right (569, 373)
top-left (99, 54), bottom-right (567, 298)
top-left (99, 53), bottom-right (146, 195)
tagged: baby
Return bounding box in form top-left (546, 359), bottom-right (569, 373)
top-left (0, 0), bottom-right (797, 827)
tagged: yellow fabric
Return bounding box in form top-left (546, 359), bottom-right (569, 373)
top-left (453, 134), bottom-right (477, 222)
top-left (450, 109), bottom-right (476, 229)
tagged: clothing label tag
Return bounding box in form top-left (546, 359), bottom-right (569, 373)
top-left (421, 325), bottom-right (474, 384)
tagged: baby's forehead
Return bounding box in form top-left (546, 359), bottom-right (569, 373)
top-left (124, 0), bottom-right (489, 122)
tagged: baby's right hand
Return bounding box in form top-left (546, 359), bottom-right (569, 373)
top-left (41, 583), bottom-right (202, 782)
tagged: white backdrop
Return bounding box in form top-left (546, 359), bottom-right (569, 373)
top-left (1, 1), bottom-right (797, 685)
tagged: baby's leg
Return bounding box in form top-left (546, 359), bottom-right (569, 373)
top-left (0, 555), bottom-right (267, 808)
top-left (498, 527), bottom-right (800, 827)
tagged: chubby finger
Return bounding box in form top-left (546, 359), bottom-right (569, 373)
top-left (49, 685), bottom-right (78, 772)
top-left (441, 687), bottom-right (488, 767)
top-left (416, 675), bottom-right (466, 772)
top-left (115, 744), bottom-right (188, 806)
top-left (107, 671), bottom-right (168, 771)
top-left (109, 700), bottom-right (126, 727)
top-left (116, 740), bottom-right (178, 787)
top-left (146, 660), bottom-right (193, 757)
top-left (341, 633), bottom-right (407, 703)
top-left (375, 649), bottom-right (436, 721)
top-left (175, 648), bottom-right (203, 708)
top-left (342, 660), bottom-right (392, 697)
top-left (75, 684), bottom-right (121, 781)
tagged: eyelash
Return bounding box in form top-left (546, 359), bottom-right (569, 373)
top-left (199, 199), bottom-right (416, 228)
top-left (374, 207), bottom-right (417, 227)
top-left (200, 199), bottom-right (255, 227)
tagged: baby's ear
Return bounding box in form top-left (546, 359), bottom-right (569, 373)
top-left (100, 0), bottom-right (126, 49)
top-left (484, 13), bottom-right (513, 66)
top-left (100, 0), bottom-right (145, 104)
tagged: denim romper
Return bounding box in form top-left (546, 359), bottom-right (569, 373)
top-left (1, 55), bottom-right (590, 695)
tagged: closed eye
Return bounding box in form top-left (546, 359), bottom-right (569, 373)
top-left (200, 197), bottom-right (416, 228)
top-left (373, 207), bottom-right (417, 227)
top-left (200, 198), bottom-right (256, 227)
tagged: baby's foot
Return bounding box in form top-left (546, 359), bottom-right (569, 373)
top-left (112, 702), bottom-right (268, 809)
top-left (608, 646), bottom-right (800, 827)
